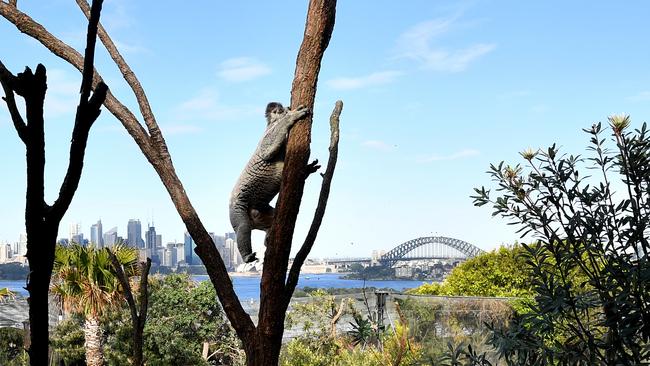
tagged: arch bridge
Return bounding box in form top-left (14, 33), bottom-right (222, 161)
top-left (378, 236), bottom-right (483, 267)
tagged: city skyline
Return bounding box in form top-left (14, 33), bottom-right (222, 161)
top-left (2, 1), bottom-right (650, 257)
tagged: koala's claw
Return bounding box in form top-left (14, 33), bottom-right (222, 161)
top-left (294, 105), bottom-right (311, 116)
top-left (306, 159), bottom-right (321, 176)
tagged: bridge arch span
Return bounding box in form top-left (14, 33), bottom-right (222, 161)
top-left (379, 236), bottom-right (483, 267)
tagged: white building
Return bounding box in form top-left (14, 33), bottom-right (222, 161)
top-left (0, 243), bottom-right (11, 263)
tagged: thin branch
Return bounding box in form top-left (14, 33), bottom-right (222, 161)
top-left (285, 100), bottom-right (342, 301)
top-left (0, 61), bottom-right (27, 143)
top-left (49, 0), bottom-right (107, 222)
top-left (108, 250), bottom-right (138, 323)
top-left (0, 2), bottom-right (153, 154)
top-left (74, 0), bottom-right (164, 145)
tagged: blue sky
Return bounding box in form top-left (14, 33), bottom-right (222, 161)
top-left (1, 1), bottom-right (650, 257)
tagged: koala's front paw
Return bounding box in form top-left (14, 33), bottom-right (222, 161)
top-left (305, 159), bottom-right (321, 177)
top-left (293, 105), bottom-right (311, 118)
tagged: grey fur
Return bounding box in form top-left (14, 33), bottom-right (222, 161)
top-left (229, 102), bottom-right (311, 263)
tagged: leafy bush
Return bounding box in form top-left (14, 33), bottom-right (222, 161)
top-left (50, 317), bottom-right (86, 365)
top-left (0, 327), bottom-right (27, 366)
top-left (471, 116), bottom-right (650, 364)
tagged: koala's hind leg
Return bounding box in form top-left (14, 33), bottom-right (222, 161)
top-left (229, 205), bottom-right (257, 263)
top-left (250, 204), bottom-right (274, 231)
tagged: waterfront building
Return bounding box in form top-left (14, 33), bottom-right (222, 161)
top-left (184, 232), bottom-right (193, 265)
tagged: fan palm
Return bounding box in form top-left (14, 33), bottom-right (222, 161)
top-left (0, 287), bottom-right (14, 301)
top-left (51, 244), bottom-right (138, 366)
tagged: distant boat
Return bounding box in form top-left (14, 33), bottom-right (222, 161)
top-left (304, 276), bottom-right (311, 280)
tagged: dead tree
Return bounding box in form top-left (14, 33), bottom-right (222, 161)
top-left (109, 252), bottom-right (151, 366)
top-left (0, 1), bottom-right (107, 364)
top-left (0, 0), bottom-right (339, 364)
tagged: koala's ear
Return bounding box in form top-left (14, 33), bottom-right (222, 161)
top-left (265, 102), bottom-right (283, 117)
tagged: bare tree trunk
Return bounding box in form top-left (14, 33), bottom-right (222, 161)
top-left (109, 253), bottom-right (151, 366)
top-left (0, 2), bottom-right (107, 365)
top-left (83, 316), bottom-right (104, 366)
top-left (255, 1), bottom-right (337, 364)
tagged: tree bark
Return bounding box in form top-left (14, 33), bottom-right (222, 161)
top-left (255, 1), bottom-right (337, 364)
top-left (83, 316), bottom-right (104, 366)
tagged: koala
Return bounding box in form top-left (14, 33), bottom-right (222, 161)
top-left (229, 102), bottom-right (318, 263)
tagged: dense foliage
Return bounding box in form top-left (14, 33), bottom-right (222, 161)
top-left (0, 327), bottom-right (27, 365)
top-left (408, 245), bottom-right (532, 298)
top-left (281, 290), bottom-right (422, 365)
top-left (52, 273), bottom-right (243, 365)
top-left (469, 116), bottom-right (650, 365)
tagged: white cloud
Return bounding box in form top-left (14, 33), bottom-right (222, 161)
top-left (174, 88), bottom-right (257, 121)
top-left (327, 71), bottom-right (402, 90)
top-left (627, 91), bottom-right (650, 102)
top-left (395, 18), bottom-right (495, 72)
top-left (420, 149), bottom-right (480, 162)
top-left (160, 123), bottom-right (202, 136)
top-left (103, 0), bottom-right (134, 31)
top-left (217, 57), bottom-right (271, 82)
top-left (113, 39), bottom-right (149, 55)
top-left (362, 140), bottom-right (396, 151)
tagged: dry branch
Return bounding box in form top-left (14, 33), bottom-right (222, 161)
top-left (109, 252), bottom-right (151, 366)
top-left (285, 100), bottom-right (342, 303)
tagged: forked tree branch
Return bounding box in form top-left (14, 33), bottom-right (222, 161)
top-left (0, 2), bottom-right (154, 155)
top-left (0, 61), bottom-right (27, 143)
top-left (284, 100), bottom-right (342, 303)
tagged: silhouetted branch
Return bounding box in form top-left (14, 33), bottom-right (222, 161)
top-left (285, 100), bottom-right (342, 302)
top-left (50, 0), bottom-right (107, 222)
top-left (0, 61), bottom-right (27, 143)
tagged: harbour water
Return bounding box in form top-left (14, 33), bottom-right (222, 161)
top-left (1, 273), bottom-right (427, 300)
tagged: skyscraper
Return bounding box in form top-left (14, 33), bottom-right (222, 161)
top-left (90, 220), bottom-right (103, 247)
top-left (16, 233), bottom-right (27, 257)
top-left (127, 219), bottom-right (143, 248)
top-left (103, 227), bottom-right (118, 247)
top-left (184, 231), bottom-right (193, 265)
top-left (145, 224), bottom-right (157, 250)
top-left (69, 222), bottom-right (84, 245)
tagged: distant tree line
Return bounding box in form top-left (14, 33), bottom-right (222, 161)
top-left (0, 263), bottom-right (29, 280)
